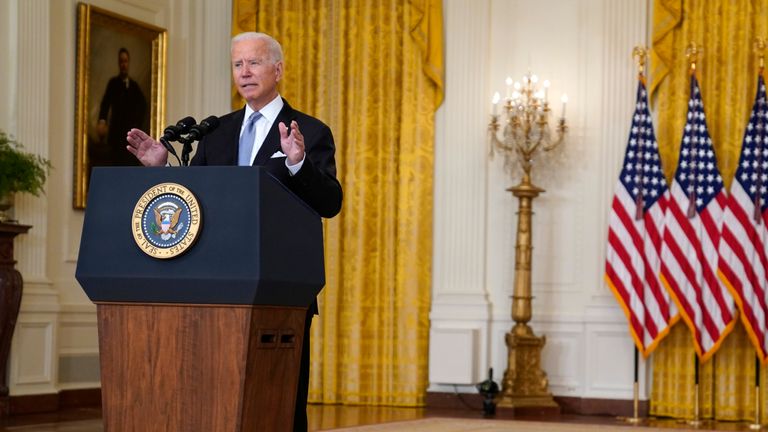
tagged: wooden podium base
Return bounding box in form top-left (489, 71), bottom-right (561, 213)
top-left (97, 303), bottom-right (306, 432)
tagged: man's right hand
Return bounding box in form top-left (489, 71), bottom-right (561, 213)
top-left (96, 120), bottom-right (108, 139)
top-left (126, 128), bottom-right (169, 167)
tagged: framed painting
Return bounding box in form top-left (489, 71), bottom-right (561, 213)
top-left (74, 3), bottom-right (166, 208)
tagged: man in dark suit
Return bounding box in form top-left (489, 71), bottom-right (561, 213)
top-left (94, 47), bottom-right (147, 167)
top-left (126, 32), bottom-right (342, 432)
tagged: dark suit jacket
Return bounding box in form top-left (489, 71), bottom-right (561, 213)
top-left (190, 99), bottom-right (343, 218)
top-left (97, 76), bottom-right (147, 166)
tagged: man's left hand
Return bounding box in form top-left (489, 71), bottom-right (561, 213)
top-left (279, 120), bottom-right (305, 165)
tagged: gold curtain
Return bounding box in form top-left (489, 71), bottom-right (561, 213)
top-left (232, 0), bottom-right (444, 406)
top-left (650, 0), bottom-right (768, 421)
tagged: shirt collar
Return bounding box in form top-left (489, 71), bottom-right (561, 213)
top-left (244, 94), bottom-right (284, 124)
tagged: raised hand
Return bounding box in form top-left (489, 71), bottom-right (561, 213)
top-left (126, 128), bottom-right (169, 167)
top-left (278, 120), bottom-right (305, 165)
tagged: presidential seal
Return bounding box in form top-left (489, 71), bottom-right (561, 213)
top-left (132, 183), bottom-right (202, 259)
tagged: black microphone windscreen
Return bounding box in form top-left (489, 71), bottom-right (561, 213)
top-left (187, 115), bottom-right (220, 141)
top-left (201, 116), bottom-right (220, 131)
top-left (163, 116), bottom-right (197, 141)
top-left (176, 116), bottom-right (196, 133)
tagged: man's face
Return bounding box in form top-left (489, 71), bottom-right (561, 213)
top-left (118, 52), bottom-right (130, 78)
top-left (231, 38), bottom-right (283, 110)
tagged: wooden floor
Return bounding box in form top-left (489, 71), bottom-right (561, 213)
top-left (0, 404), bottom-right (763, 431)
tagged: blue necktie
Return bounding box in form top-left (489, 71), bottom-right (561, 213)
top-left (238, 111), bottom-right (262, 166)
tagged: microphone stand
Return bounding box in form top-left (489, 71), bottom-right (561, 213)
top-left (159, 137), bottom-right (181, 166)
top-left (179, 137), bottom-right (194, 167)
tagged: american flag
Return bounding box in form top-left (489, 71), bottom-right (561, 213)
top-left (718, 74), bottom-right (768, 362)
top-left (605, 78), bottom-right (677, 356)
top-left (660, 73), bottom-right (735, 361)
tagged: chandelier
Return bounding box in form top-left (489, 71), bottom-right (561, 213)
top-left (489, 72), bottom-right (568, 178)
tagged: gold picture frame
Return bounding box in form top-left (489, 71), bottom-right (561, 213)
top-left (74, 3), bottom-right (166, 208)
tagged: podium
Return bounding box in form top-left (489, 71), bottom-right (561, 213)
top-left (76, 167), bottom-right (325, 432)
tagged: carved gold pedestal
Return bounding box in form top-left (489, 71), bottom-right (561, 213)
top-left (497, 327), bottom-right (557, 408)
top-left (495, 177), bottom-right (558, 409)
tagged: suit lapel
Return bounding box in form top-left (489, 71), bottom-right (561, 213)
top-left (253, 99), bottom-right (295, 166)
top-left (225, 109), bottom-right (246, 165)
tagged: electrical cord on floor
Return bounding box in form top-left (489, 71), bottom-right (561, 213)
top-left (453, 384), bottom-right (482, 411)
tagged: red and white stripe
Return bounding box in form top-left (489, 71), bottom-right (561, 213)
top-left (606, 185), bottom-right (676, 356)
top-left (661, 181), bottom-right (734, 361)
top-left (718, 180), bottom-right (768, 362)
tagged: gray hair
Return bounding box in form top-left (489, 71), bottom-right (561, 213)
top-left (231, 32), bottom-right (284, 63)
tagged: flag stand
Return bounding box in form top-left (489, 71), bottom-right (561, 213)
top-left (688, 355), bottom-right (704, 426)
top-left (749, 356), bottom-right (763, 430)
top-left (607, 46), bottom-right (674, 427)
top-left (622, 347), bottom-right (642, 424)
top-left (715, 37), bottom-right (768, 431)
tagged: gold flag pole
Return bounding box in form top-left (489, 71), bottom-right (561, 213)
top-left (688, 355), bottom-right (704, 427)
top-left (633, 45), bottom-right (647, 76)
top-left (685, 45), bottom-right (703, 422)
top-left (753, 38), bottom-right (766, 222)
top-left (748, 384), bottom-right (762, 430)
top-left (620, 45), bottom-right (648, 426)
top-left (684, 43), bottom-right (702, 219)
top-left (749, 356), bottom-right (763, 430)
top-left (620, 353), bottom-right (643, 424)
top-left (749, 38), bottom-right (766, 432)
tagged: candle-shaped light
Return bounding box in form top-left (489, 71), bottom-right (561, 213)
top-left (534, 90), bottom-right (545, 113)
top-left (505, 76), bottom-right (513, 100)
top-left (560, 93), bottom-right (569, 118)
top-left (542, 79), bottom-right (550, 102)
top-left (531, 74), bottom-right (539, 84)
top-left (492, 92), bottom-right (501, 116)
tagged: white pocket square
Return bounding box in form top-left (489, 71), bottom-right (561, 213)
top-left (270, 151), bottom-right (287, 158)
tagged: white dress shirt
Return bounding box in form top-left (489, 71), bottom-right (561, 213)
top-left (240, 94), bottom-right (304, 174)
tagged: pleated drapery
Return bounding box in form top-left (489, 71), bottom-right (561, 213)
top-left (650, 0), bottom-right (768, 421)
top-left (232, 0), bottom-right (443, 406)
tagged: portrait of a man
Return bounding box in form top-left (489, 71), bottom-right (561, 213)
top-left (92, 47), bottom-right (148, 167)
top-left (74, 4), bottom-right (166, 208)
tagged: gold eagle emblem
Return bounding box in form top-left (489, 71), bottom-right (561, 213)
top-left (154, 207), bottom-right (182, 234)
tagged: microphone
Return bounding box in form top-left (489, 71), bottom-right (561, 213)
top-left (179, 116), bottom-right (220, 166)
top-left (160, 117), bottom-right (195, 165)
top-left (162, 116), bottom-right (196, 141)
top-left (186, 116), bottom-right (220, 142)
